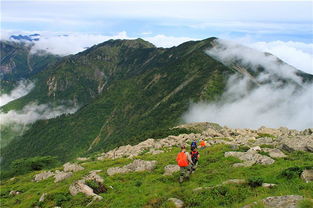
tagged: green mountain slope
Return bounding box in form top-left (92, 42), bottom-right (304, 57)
top-left (1, 37), bottom-right (312, 176)
top-left (1, 37), bottom-right (233, 168)
top-left (0, 41), bottom-right (60, 82)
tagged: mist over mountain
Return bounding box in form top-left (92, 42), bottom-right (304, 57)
top-left (0, 37), bottom-right (312, 177)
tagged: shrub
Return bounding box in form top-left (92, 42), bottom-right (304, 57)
top-left (248, 177), bottom-right (264, 188)
top-left (280, 167), bottom-right (303, 179)
top-left (298, 199), bottom-right (313, 208)
top-left (52, 192), bottom-right (71, 206)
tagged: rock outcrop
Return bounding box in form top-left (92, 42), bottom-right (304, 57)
top-left (33, 171), bottom-right (54, 182)
top-left (163, 164), bottom-right (180, 176)
top-left (107, 159), bottom-right (157, 176)
top-left (54, 170), bottom-right (73, 183)
top-left (69, 170), bottom-right (104, 201)
top-left (243, 195), bottom-right (304, 208)
top-left (301, 169), bottom-right (313, 183)
top-left (63, 162), bottom-right (84, 172)
top-left (225, 149), bottom-right (275, 167)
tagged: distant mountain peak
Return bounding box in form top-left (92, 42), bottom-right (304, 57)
top-left (10, 34), bottom-right (40, 42)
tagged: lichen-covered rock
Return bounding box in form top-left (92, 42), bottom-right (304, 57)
top-left (168, 198), bottom-right (184, 208)
top-left (262, 183), bottom-right (277, 188)
top-left (107, 159), bottom-right (157, 176)
top-left (54, 170), bottom-right (73, 183)
top-left (9, 190), bottom-right (21, 196)
top-left (33, 171), bottom-right (54, 182)
top-left (164, 164), bottom-right (180, 176)
top-left (280, 136), bottom-right (313, 152)
top-left (222, 179), bottom-right (246, 185)
top-left (301, 169), bottom-right (313, 183)
top-left (262, 195), bottom-right (303, 208)
top-left (85, 170), bottom-right (104, 183)
top-left (225, 151), bottom-right (275, 167)
top-left (63, 162), bottom-right (84, 172)
top-left (69, 180), bottom-right (95, 196)
top-left (262, 148), bottom-right (287, 158)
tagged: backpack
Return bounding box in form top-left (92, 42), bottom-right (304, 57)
top-left (176, 152), bottom-right (189, 167)
top-left (191, 141), bottom-right (197, 149)
top-left (190, 151), bottom-right (199, 163)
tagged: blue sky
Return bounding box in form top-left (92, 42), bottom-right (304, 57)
top-left (1, 0), bottom-right (312, 42)
top-left (1, 0), bottom-right (312, 74)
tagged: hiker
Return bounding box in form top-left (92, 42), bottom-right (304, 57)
top-left (190, 147), bottom-right (200, 173)
top-left (176, 145), bottom-right (193, 183)
top-left (199, 139), bottom-right (206, 149)
top-left (191, 140), bottom-right (197, 150)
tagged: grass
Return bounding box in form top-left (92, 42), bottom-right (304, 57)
top-left (1, 144), bottom-right (312, 208)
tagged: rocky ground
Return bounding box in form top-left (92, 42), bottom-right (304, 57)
top-left (2, 122), bottom-right (313, 208)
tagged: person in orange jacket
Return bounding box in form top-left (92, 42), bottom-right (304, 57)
top-left (199, 139), bottom-right (206, 150)
top-left (176, 145), bottom-right (193, 183)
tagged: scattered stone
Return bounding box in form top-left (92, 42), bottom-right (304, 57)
top-left (222, 179), bottom-right (246, 185)
top-left (262, 195), bottom-right (303, 208)
top-left (250, 146), bottom-right (261, 152)
top-left (262, 183), bottom-right (277, 188)
top-left (39, 193), bottom-right (47, 202)
top-left (63, 162), bottom-right (84, 172)
top-left (54, 170), bottom-right (73, 183)
top-left (262, 148), bottom-right (287, 158)
top-left (107, 159), bottom-right (157, 176)
top-left (33, 171), bottom-right (54, 182)
top-left (301, 169), bottom-right (313, 183)
top-left (69, 180), bottom-right (97, 197)
top-left (168, 198), bottom-right (184, 208)
top-left (9, 190), bottom-right (21, 196)
top-left (163, 164), bottom-right (180, 176)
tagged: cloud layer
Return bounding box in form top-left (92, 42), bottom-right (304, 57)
top-left (0, 103), bottom-right (78, 126)
top-left (183, 39), bottom-right (313, 130)
top-left (0, 80), bottom-right (34, 107)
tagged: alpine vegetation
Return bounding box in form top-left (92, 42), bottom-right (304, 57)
top-left (183, 39), bottom-right (313, 130)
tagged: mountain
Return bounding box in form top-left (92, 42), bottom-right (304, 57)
top-left (0, 41), bottom-right (60, 82)
top-left (1, 38), bottom-right (312, 176)
top-left (1, 123), bottom-right (312, 207)
top-left (9, 34), bottom-right (40, 42)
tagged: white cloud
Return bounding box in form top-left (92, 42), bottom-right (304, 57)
top-left (0, 81), bottom-right (35, 107)
top-left (247, 41), bottom-right (313, 75)
top-left (0, 103), bottom-right (78, 126)
top-left (183, 39), bottom-right (313, 130)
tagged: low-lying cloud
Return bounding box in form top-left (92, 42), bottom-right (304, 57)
top-left (183, 39), bottom-right (313, 130)
top-left (0, 102), bottom-right (78, 126)
top-left (0, 80), bottom-right (34, 107)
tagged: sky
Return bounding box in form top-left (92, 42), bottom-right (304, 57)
top-left (0, 0), bottom-right (313, 73)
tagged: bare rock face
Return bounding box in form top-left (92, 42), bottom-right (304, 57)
top-left (262, 195), bottom-right (304, 208)
top-left (168, 198), bottom-right (184, 208)
top-left (149, 149), bottom-right (164, 155)
top-left (54, 170), bottom-right (73, 183)
top-left (107, 159), bottom-right (157, 176)
top-left (164, 164), bottom-right (180, 176)
top-left (63, 162), bottom-right (84, 172)
top-left (225, 151), bottom-right (275, 167)
top-left (33, 171), bottom-right (54, 182)
top-left (301, 169), bottom-right (313, 183)
top-left (262, 148), bottom-right (287, 158)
